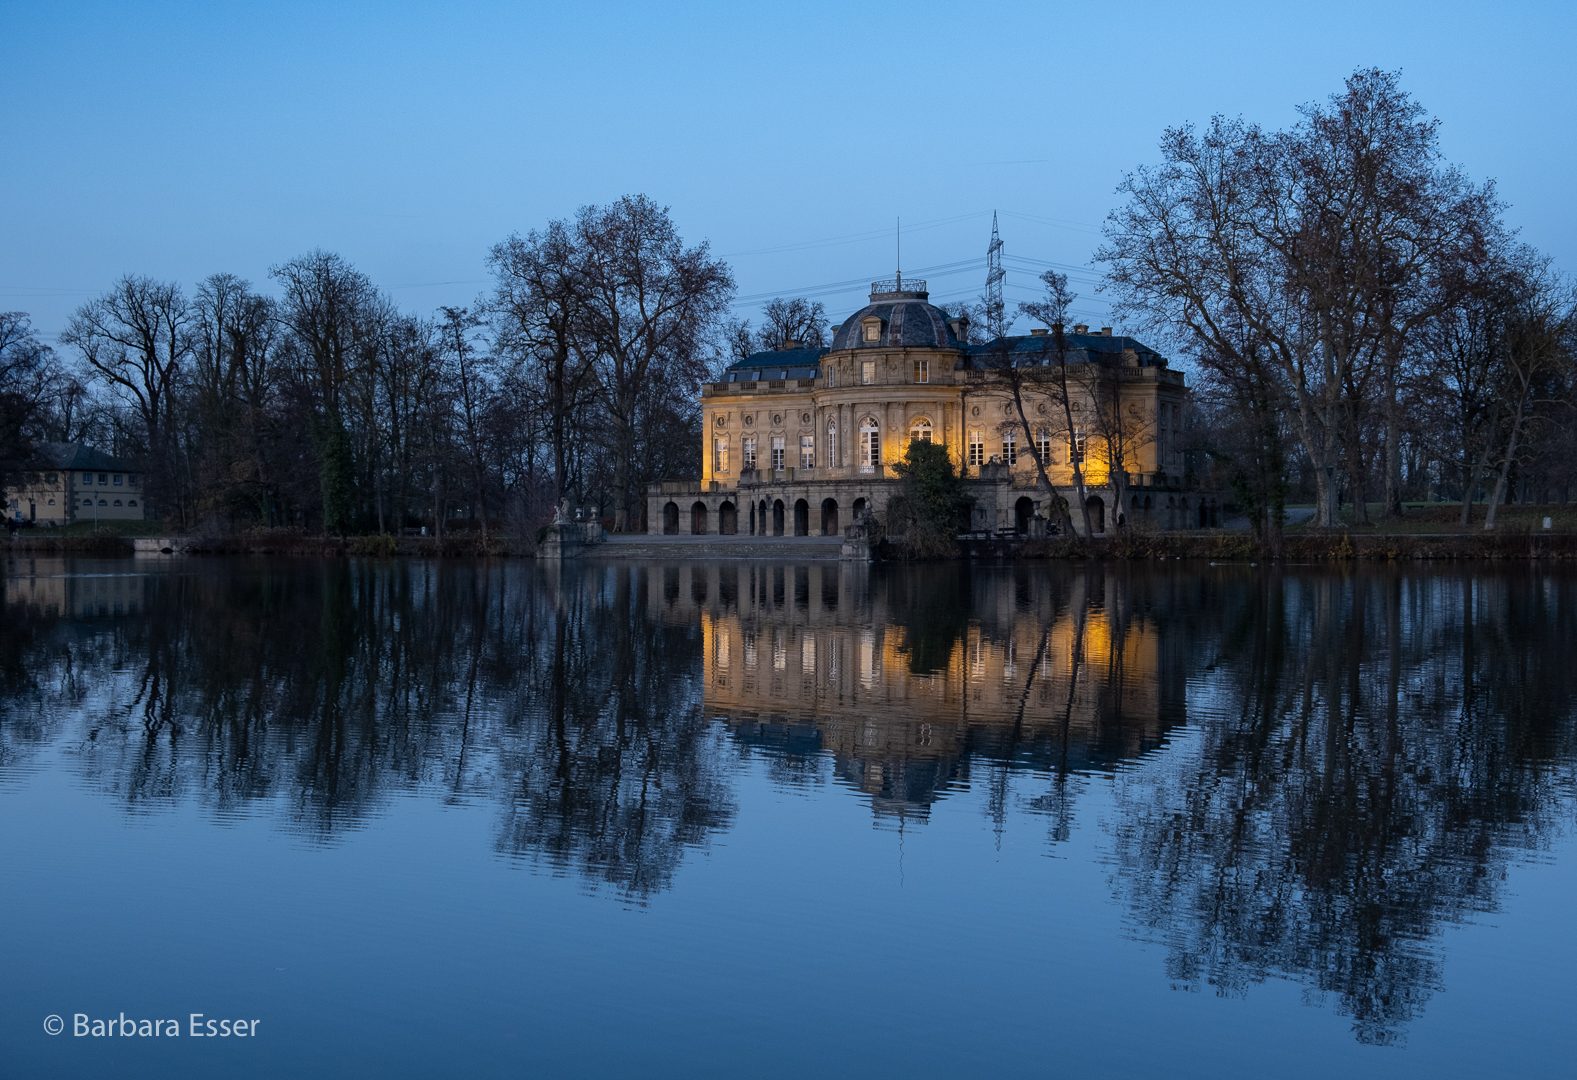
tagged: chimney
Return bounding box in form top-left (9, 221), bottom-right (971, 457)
top-left (1073, 324), bottom-right (1089, 334)
top-left (1030, 328), bottom-right (1048, 336)
top-left (1100, 327), bottom-right (1113, 336)
top-left (782, 339), bottom-right (801, 351)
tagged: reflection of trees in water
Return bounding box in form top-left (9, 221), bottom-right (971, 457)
top-left (0, 560), bottom-right (735, 901)
top-left (7, 557), bottom-right (1577, 999)
top-left (1108, 570), bottom-right (1577, 1044)
top-left (492, 565), bottom-right (735, 900)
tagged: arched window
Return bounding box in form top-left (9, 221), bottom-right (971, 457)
top-left (859, 418), bottom-right (880, 471)
top-left (909, 417), bottom-right (932, 443)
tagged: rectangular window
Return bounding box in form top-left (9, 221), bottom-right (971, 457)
top-left (128, 474), bottom-right (138, 486)
top-left (800, 435), bottom-right (815, 469)
top-left (1002, 431), bottom-right (1017, 466)
top-left (1035, 429), bottom-right (1052, 466)
top-left (714, 437), bottom-right (729, 474)
top-left (826, 367), bottom-right (836, 388)
top-left (771, 436), bottom-right (785, 471)
top-left (83, 473), bottom-right (92, 484)
top-left (913, 359), bottom-right (928, 384)
top-left (968, 430), bottom-right (984, 467)
top-left (1070, 428), bottom-right (1086, 465)
top-left (861, 360), bottom-right (875, 385)
top-left (114, 474), bottom-right (123, 486)
top-left (99, 474), bottom-right (107, 484)
top-left (742, 437), bottom-right (756, 470)
top-left (861, 429), bottom-right (880, 468)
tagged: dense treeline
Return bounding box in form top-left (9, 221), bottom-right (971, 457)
top-left (1, 194), bottom-right (732, 536)
top-left (1100, 69), bottom-right (1577, 549)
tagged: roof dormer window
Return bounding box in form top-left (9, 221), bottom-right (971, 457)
top-left (861, 317), bottom-right (882, 343)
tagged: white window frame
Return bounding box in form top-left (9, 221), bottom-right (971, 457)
top-left (909, 418), bottom-right (932, 443)
top-left (1035, 429), bottom-right (1052, 466)
top-left (1070, 428), bottom-right (1086, 465)
top-left (714, 437), bottom-right (729, 474)
top-left (742, 436), bottom-right (756, 470)
top-left (859, 419), bottom-right (880, 471)
top-left (826, 422), bottom-right (838, 467)
top-left (771, 436), bottom-right (785, 471)
top-left (968, 430), bottom-right (984, 467)
top-left (1002, 430), bottom-right (1017, 466)
top-left (861, 360), bottom-right (875, 385)
top-left (800, 435), bottom-right (815, 469)
top-left (913, 358), bottom-right (929, 384)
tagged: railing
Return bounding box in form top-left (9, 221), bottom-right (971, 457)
top-left (870, 278), bottom-right (927, 295)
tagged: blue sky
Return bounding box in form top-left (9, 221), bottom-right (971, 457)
top-left (3, 0), bottom-right (1573, 344)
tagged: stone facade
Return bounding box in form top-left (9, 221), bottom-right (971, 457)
top-left (648, 280), bottom-right (1215, 540)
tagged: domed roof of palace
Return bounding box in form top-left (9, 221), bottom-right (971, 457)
top-left (828, 278), bottom-right (965, 351)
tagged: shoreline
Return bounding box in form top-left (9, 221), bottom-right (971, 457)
top-left (7, 529), bottom-right (1577, 562)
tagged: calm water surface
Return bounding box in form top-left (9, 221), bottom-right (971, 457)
top-left (2, 556), bottom-right (1574, 1079)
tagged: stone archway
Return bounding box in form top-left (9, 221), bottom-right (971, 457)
top-left (794, 498), bottom-right (809, 536)
top-left (821, 498), bottom-right (839, 536)
top-left (720, 501), bottom-right (737, 535)
top-left (691, 501), bottom-right (708, 535)
top-left (1085, 495), bottom-right (1105, 534)
top-left (663, 501), bottom-right (679, 535)
top-left (772, 499), bottom-right (785, 536)
top-left (1015, 496), bottom-right (1034, 534)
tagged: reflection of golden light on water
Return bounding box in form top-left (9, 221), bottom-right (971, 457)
top-left (699, 584), bottom-right (1168, 775)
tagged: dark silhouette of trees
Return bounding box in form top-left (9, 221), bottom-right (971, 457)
top-left (59, 276), bottom-right (193, 517)
top-left (1101, 69), bottom-right (1508, 528)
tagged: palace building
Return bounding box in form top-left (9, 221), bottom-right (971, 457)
top-left (647, 278), bottom-right (1211, 538)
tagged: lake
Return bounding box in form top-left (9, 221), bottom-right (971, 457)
top-left (2, 556), bottom-right (1574, 1079)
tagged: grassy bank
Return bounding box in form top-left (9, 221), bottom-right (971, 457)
top-left (1008, 528), bottom-right (1577, 561)
top-left (1286, 502), bottom-right (1577, 535)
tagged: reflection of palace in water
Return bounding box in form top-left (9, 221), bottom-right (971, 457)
top-left (635, 559), bottom-right (1188, 814)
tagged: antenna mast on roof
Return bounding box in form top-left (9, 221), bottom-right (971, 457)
top-left (985, 211), bottom-right (1005, 339)
top-left (895, 217), bottom-right (902, 290)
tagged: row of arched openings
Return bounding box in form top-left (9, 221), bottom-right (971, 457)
top-left (662, 497), bottom-right (865, 537)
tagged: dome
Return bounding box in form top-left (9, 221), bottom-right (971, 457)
top-left (829, 281), bottom-right (964, 350)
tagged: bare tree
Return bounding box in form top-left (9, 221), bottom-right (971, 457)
top-left (1478, 258), bottom-right (1575, 529)
top-left (60, 276), bottom-right (193, 519)
top-left (576, 195), bottom-right (734, 531)
top-left (270, 251), bottom-right (382, 533)
top-left (0, 312), bottom-right (62, 492)
top-left (1101, 69), bottom-right (1500, 528)
top-left (1019, 271), bottom-right (1094, 537)
top-left (488, 220), bottom-right (598, 503)
top-left (437, 306), bottom-right (495, 543)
